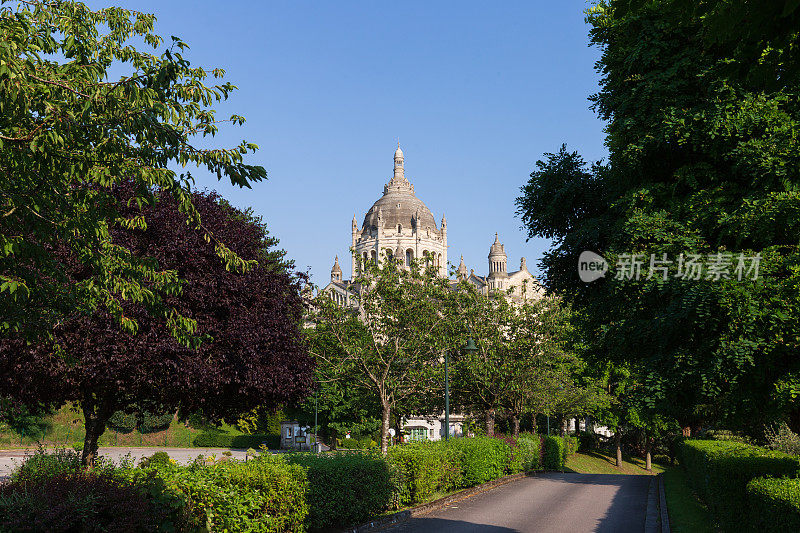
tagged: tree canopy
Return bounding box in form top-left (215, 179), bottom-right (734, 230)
top-left (0, 188), bottom-right (313, 464)
top-left (0, 0), bottom-right (265, 344)
top-left (309, 256), bottom-right (452, 453)
top-left (517, 0), bottom-right (800, 435)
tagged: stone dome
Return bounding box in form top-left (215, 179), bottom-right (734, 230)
top-left (361, 145), bottom-right (439, 236)
top-left (361, 189), bottom-right (438, 236)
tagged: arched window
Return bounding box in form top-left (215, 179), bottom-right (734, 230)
top-left (370, 250), bottom-right (377, 262)
top-left (405, 249), bottom-right (413, 267)
top-left (398, 224), bottom-right (402, 233)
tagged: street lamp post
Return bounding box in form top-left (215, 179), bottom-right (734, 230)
top-left (314, 390), bottom-right (319, 453)
top-left (445, 337), bottom-right (478, 441)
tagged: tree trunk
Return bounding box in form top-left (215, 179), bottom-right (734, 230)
top-left (558, 415), bottom-right (565, 437)
top-left (511, 414), bottom-right (520, 437)
top-left (574, 417), bottom-right (580, 435)
top-left (82, 400), bottom-right (110, 467)
top-left (531, 413), bottom-right (538, 435)
top-left (485, 409), bottom-right (496, 436)
top-left (645, 436), bottom-right (652, 472)
top-left (380, 401), bottom-right (391, 455)
top-left (614, 430), bottom-right (623, 467)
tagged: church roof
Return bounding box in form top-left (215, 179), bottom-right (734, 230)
top-left (361, 147), bottom-right (439, 236)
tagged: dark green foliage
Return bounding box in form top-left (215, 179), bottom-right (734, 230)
top-left (578, 431), bottom-right (600, 452)
top-left (746, 477), bottom-right (800, 533)
top-left (139, 451), bottom-right (171, 469)
top-left (543, 436), bottom-right (566, 470)
top-left (106, 411), bottom-right (138, 434)
top-left (516, 0), bottom-right (800, 435)
top-left (678, 439), bottom-right (800, 531)
top-left (0, 473), bottom-right (181, 533)
top-left (192, 431), bottom-right (280, 449)
top-left (107, 410), bottom-right (173, 435)
top-left (286, 452), bottom-right (392, 530)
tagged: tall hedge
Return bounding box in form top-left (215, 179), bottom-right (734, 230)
top-left (119, 456), bottom-right (310, 532)
top-left (285, 452), bottom-right (392, 530)
top-left (449, 437), bottom-right (512, 486)
top-left (387, 441), bottom-right (462, 506)
top-left (543, 436), bottom-right (566, 470)
top-left (678, 439), bottom-right (800, 531)
top-left (746, 477), bottom-right (800, 532)
top-left (509, 435), bottom-right (541, 473)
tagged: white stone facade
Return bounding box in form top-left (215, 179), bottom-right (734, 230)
top-left (322, 145), bottom-right (544, 305)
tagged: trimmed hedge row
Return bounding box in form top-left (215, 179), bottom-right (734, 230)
top-left (286, 452), bottom-right (392, 530)
top-left (192, 431), bottom-right (280, 449)
top-left (678, 439), bottom-right (800, 532)
top-left (746, 477), bottom-right (800, 532)
top-left (6, 434), bottom-right (574, 531)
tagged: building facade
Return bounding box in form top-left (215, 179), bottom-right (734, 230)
top-left (323, 146), bottom-right (544, 306)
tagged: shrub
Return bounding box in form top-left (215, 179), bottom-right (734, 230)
top-left (0, 472), bottom-right (180, 532)
top-left (563, 435), bottom-right (578, 457)
top-left (12, 447), bottom-right (82, 483)
top-left (746, 476), bottom-right (800, 532)
top-left (286, 451), bottom-right (391, 530)
top-left (387, 441), bottom-right (462, 506)
top-left (449, 437), bottom-right (512, 486)
top-left (339, 437), bottom-right (360, 449)
top-left (139, 451), bottom-right (171, 469)
top-left (121, 455), bottom-right (309, 532)
top-left (765, 423), bottom-right (800, 457)
top-left (509, 435), bottom-right (541, 472)
top-left (578, 431), bottom-right (600, 452)
top-left (678, 439), bottom-right (800, 531)
top-left (543, 435), bottom-right (565, 470)
top-left (192, 431), bottom-right (280, 449)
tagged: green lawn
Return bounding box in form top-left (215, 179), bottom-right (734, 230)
top-left (661, 467), bottom-right (716, 533)
top-left (565, 450), bottom-right (665, 475)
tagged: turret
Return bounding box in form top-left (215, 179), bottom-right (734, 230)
top-left (487, 233), bottom-right (508, 290)
top-left (457, 255), bottom-right (468, 280)
top-left (393, 144), bottom-right (404, 182)
top-left (331, 255), bottom-right (343, 282)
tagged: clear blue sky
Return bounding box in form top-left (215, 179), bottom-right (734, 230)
top-left (94, 1), bottom-right (607, 285)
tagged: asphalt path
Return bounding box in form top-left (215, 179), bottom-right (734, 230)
top-left (388, 473), bottom-right (652, 533)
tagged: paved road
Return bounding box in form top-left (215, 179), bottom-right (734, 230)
top-left (0, 447), bottom-right (250, 480)
top-left (389, 473), bottom-right (652, 533)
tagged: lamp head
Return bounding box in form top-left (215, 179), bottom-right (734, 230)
top-left (463, 338), bottom-right (478, 353)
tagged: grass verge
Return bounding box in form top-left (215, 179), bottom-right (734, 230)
top-left (565, 450), bottom-right (665, 475)
top-left (661, 466), bottom-right (715, 532)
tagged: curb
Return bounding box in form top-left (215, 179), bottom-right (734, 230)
top-left (644, 476), bottom-right (659, 533)
top-left (658, 473), bottom-right (671, 533)
top-left (339, 471), bottom-right (534, 533)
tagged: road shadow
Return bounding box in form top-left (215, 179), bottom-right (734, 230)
top-left (394, 517), bottom-right (518, 532)
top-left (536, 472), bottom-right (651, 532)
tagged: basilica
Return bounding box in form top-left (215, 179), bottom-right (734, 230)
top-left (323, 146), bottom-right (544, 308)
top-left (321, 146), bottom-right (545, 441)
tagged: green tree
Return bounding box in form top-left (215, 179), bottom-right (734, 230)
top-left (0, 0), bottom-right (265, 344)
top-left (309, 256), bottom-right (452, 454)
top-left (517, 0), bottom-right (800, 435)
